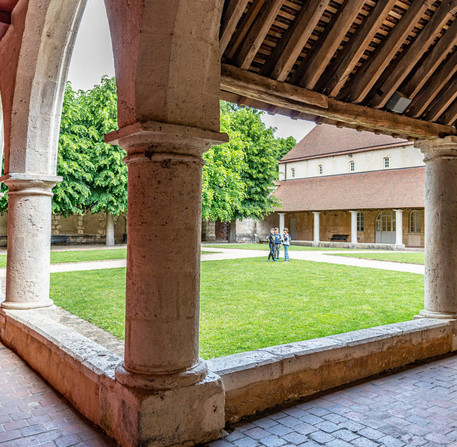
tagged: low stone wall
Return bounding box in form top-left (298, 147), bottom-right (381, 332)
top-left (292, 240), bottom-right (406, 250)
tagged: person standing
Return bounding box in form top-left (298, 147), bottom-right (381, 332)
top-left (282, 228), bottom-right (291, 262)
top-left (274, 228), bottom-right (282, 261)
top-left (267, 228), bottom-right (275, 261)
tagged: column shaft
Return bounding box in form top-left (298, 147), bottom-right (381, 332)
top-left (313, 212), bottom-right (320, 247)
top-left (350, 211), bottom-right (358, 246)
top-left (278, 213), bottom-right (285, 235)
top-left (394, 209), bottom-right (404, 248)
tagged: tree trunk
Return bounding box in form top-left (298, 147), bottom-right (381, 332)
top-left (106, 211), bottom-right (115, 246)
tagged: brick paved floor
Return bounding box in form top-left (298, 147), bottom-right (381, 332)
top-left (0, 343), bottom-right (116, 447)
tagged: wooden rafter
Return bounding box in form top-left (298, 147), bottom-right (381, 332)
top-left (371, 1), bottom-right (457, 109)
top-left (221, 64), bottom-right (457, 139)
top-left (425, 75), bottom-right (457, 121)
top-left (234, 0), bottom-right (285, 69)
top-left (400, 18), bottom-right (457, 100)
top-left (344, 0), bottom-right (430, 103)
top-left (260, 0), bottom-right (330, 82)
top-left (293, 0), bottom-right (367, 90)
top-left (440, 100), bottom-right (457, 126)
top-left (407, 50), bottom-right (457, 117)
top-left (220, 0), bottom-right (251, 54)
top-left (320, 0), bottom-right (397, 97)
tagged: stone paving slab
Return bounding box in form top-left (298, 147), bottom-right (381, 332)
top-left (0, 343), bottom-right (116, 446)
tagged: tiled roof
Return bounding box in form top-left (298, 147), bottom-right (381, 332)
top-left (281, 124), bottom-right (409, 162)
top-left (274, 167), bottom-right (424, 212)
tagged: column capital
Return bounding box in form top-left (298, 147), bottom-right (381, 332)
top-left (349, 210), bottom-right (359, 215)
top-left (312, 211), bottom-right (321, 215)
top-left (105, 121), bottom-right (229, 161)
top-left (1, 173), bottom-right (62, 197)
top-left (416, 136), bottom-right (457, 160)
top-left (278, 212), bottom-right (286, 216)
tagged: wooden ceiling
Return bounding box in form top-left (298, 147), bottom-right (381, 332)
top-left (220, 0), bottom-right (457, 139)
top-left (0, 0), bottom-right (18, 41)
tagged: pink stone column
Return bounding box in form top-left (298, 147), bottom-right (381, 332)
top-left (107, 122), bottom-right (227, 389)
top-left (1, 174), bottom-right (61, 309)
top-left (416, 137), bottom-right (457, 319)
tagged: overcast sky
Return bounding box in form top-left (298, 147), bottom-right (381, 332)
top-left (68, 0), bottom-right (315, 142)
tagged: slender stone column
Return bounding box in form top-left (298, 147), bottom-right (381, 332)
top-left (394, 209), bottom-right (405, 249)
top-left (313, 212), bottom-right (320, 247)
top-left (350, 211), bottom-right (358, 247)
top-left (416, 136), bottom-right (457, 319)
top-left (278, 212), bottom-right (285, 234)
top-left (107, 122), bottom-right (227, 389)
top-left (1, 174), bottom-right (61, 309)
top-left (105, 212), bottom-right (115, 246)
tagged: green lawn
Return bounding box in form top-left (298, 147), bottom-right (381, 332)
top-left (50, 258), bottom-right (424, 359)
top-left (204, 243), bottom-right (340, 251)
top-left (333, 252), bottom-right (425, 265)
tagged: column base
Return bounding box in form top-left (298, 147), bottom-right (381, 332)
top-left (312, 242), bottom-right (319, 247)
top-left (415, 309), bottom-right (457, 320)
top-left (394, 244), bottom-right (405, 251)
top-left (1, 299), bottom-right (54, 310)
top-left (349, 243), bottom-right (357, 249)
top-left (109, 371), bottom-right (226, 447)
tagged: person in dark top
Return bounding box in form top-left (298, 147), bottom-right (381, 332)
top-left (274, 228), bottom-right (282, 261)
top-left (267, 228), bottom-right (275, 261)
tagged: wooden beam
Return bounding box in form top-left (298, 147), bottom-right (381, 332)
top-left (321, 0), bottom-right (397, 97)
top-left (344, 0), bottom-right (430, 103)
top-left (407, 50), bottom-right (457, 117)
top-left (261, 0), bottom-right (330, 82)
top-left (400, 18), bottom-right (457, 100)
top-left (220, 0), bottom-right (251, 55)
top-left (425, 76), bottom-right (457, 122)
top-left (225, 0), bottom-right (266, 60)
top-left (294, 0), bottom-right (366, 90)
top-left (371, 1), bottom-right (457, 109)
top-left (234, 0), bottom-right (285, 69)
top-left (440, 100), bottom-right (457, 126)
top-left (220, 64), bottom-right (457, 139)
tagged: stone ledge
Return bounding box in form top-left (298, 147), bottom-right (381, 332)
top-left (208, 319), bottom-right (456, 423)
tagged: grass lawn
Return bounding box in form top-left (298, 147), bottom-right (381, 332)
top-left (50, 258), bottom-right (424, 359)
top-left (204, 243), bottom-right (341, 251)
top-left (0, 248), bottom-right (217, 268)
top-left (333, 252), bottom-right (425, 265)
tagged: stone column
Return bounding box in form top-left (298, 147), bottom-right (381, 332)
top-left (394, 209), bottom-right (405, 250)
top-left (313, 212), bottom-right (320, 247)
top-left (106, 212), bottom-right (115, 246)
top-left (350, 211), bottom-right (358, 247)
top-left (278, 212), bottom-right (285, 234)
top-left (416, 136), bottom-right (457, 319)
top-left (107, 122), bottom-right (227, 389)
top-left (1, 174), bottom-right (61, 309)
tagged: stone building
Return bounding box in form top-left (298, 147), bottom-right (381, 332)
top-left (266, 124), bottom-right (426, 248)
top-left (1, 2), bottom-right (457, 447)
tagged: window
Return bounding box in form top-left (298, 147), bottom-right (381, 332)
top-left (350, 160), bottom-right (355, 172)
top-left (383, 157), bottom-right (390, 168)
top-left (318, 164), bottom-right (323, 175)
top-left (409, 210), bottom-right (422, 233)
top-left (291, 168), bottom-right (295, 178)
top-left (357, 212), bottom-right (364, 232)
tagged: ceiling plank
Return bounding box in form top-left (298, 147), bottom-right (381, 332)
top-left (221, 64), bottom-right (457, 139)
top-left (425, 76), bottom-right (457, 121)
top-left (220, 0), bottom-right (251, 55)
top-left (321, 0), bottom-right (398, 98)
top-left (225, 0), bottom-right (266, 60)
top-left (234, 0), bottom-right (285, 69)
top-left (407, 49), bottom-right (457, 117)
top-left (440, 100), bottom-right (457, 126)
top-left (261, 0), bottom-right (330, 81)
top-left (294, 0), bottom-right (367, 90)
top-left (371, 1), bottom-right (457, 109)
top-left (344, 0), bottom-right (430, 104)
top-left (400, 18), bottom-right (457, 100)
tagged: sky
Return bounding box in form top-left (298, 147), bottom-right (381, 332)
top-left (68, 0), bottom-right (315, 142)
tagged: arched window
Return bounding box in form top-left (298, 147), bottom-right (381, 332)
top-left (350, 160), bottom-right (355, 172)
top-left (357, 212), bottom-right (364, 231)
top-left (318, 164), bottom-right (323, 175)
top-left (383, 157), bottom-right (390, 168)
top-left (409, 210), bottom-right (422, 233)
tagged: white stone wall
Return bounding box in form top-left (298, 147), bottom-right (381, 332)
top-left (280, 144), bottom-right (424, 180)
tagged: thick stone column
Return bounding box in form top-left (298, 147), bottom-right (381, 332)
top-left (416, 136), bottom-right (457, 319)
top-left (313, 212), bottom-right (320, 247)
top-left (278, 212), bottom-right (285, 234)
top-left (1, 174), bottom-right (61, 309)
top-left (350, 211), bottom-right (358, 247)
top-left (394, 209), bottom-right (405, 250)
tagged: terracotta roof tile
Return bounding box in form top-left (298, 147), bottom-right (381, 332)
top-left (274, 167), bottom-right (424, 212)
top-left (281, 124), bottom-right (408, 162)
